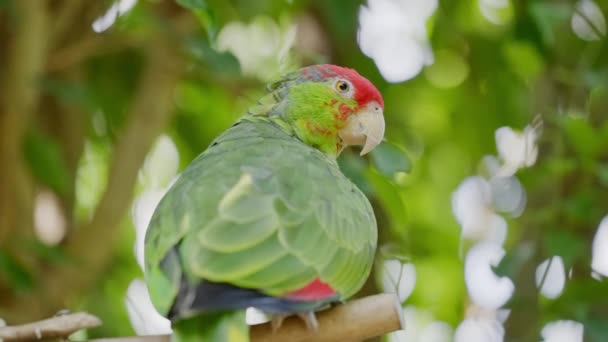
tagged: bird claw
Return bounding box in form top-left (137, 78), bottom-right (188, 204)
top-left (271, 311), bottom-right (319, 333)
top-left (271, 314), bottom-right (287, 333)
top-left (297, 311), bottom-right (319, 332)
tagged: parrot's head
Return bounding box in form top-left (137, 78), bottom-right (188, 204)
top-left (258, 64), bottom-right (385, 158)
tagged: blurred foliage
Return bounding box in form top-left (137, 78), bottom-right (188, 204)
top-left (0, 0), bottom-right (607, 341)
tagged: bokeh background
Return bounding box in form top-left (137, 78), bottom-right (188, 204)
top-left (0, 0), bottom-right (607, 341)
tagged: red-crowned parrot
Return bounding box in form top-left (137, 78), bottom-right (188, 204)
top-left (144, 64), bottom-right (385, 341)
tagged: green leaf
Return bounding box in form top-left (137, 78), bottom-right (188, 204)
top-left (176, 0), bottom-right (217, 42)
top-left (39, 78), bottom-right (97, 111)
top-left (563, 189), bottom-right (603, 223)
top-left (0, 251), bottom-right (34, 291)
top-left (337, 151), bottom-right (372, 195)
top-left (24, 128), bottom-right (71, 196)
top-left (597, 163), bottom-right (608, 188)
top-left (502, 40), bottom-right (545, 82)
top-left (529, 2), bottom-right (572, 46)
top-left (370, 142), bottom-right (412, 178)
top-left (562, 117), bottom-right (601, 161)
top-left (544, 231), bottom-right (585, 266)
top-left (185, 37), bottom-right (240, 75)
top-left (87, 50), bottom-right (143, 137)
top-left (494, 242), bottom-right (536, 278)
top-left (176, 0), bottom-right (207, 10)
top-left (586, 316), bottom-right (608, 342)
top-left (589, 85), bottom-right (608, 119)
top-left (25, 240), bottom-right (70, 265)
top-left (367, 169), bottom-right (408, 231)
top-left (195, 8), bottom-right (217, 42)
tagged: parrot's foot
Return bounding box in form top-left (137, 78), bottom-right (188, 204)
top-left (297, 311), bottom-right (319, 332)
top-left (271, 314), bottom-right (288, 332)
top-left (270, 312), bottom-right (318, 333)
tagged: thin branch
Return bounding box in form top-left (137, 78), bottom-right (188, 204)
top-left (0, 312), bottom-right (102, 341)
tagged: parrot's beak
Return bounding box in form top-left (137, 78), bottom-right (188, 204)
top-left (339, 102), bottom-right (385, 155)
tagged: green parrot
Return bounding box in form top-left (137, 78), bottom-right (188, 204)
top-left (144, 64), bottom-right (385, 341)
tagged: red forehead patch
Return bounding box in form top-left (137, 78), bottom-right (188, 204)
top-left (320, 65), bottom-right (384, 109)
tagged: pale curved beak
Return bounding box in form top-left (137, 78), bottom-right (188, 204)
top-left (339, 105), bottom-right (385, 155)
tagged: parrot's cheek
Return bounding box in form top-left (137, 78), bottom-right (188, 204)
top-left (339, 104), bottom-right (385, 155)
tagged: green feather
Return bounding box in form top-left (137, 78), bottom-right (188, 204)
top-left (184, 233), bottom-right (287, 281)
top-left (145, 118), bottom-right (376, 311)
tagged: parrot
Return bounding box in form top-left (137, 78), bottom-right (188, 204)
top-left (144, 64), bottom-right (385, 341)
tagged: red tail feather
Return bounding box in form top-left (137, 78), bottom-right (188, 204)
top-left (287, 278), bottom-right (337, 301)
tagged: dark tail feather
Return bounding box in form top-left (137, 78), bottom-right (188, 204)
top-left (161, 246), bottom-right (332, 322)
top-left (169, 277), bottom-right (326, 321)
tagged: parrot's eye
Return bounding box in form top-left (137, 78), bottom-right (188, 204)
top-left (334, 79), bottom-right (351, 94)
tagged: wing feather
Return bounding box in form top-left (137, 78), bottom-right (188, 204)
top-left (184, 234), bottom-right (287, 281)
top-left (145, 119), bottom-right (377, 310)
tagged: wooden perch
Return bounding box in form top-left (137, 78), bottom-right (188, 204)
top-left (0, 294), bottom-right (404, 341)
top-left (249, 293), bottom-right (405, 342)
top-left (0, 312), bottom-right (102, 341)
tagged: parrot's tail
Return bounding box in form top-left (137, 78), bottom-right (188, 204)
top-left (171, 311), bottom-right (248, 342)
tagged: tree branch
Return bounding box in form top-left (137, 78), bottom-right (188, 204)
top-left (0, 0), bottom-right (49, 294)
top-left (47, 9), bottom-right (197, 73)
top-left (0, 294), bottom-right (404, 342)
top-left (0, 31), bottom-right (185, 322)
top-left (0, 312), bottom-right (102, 341)
top-left (47, 32), bottom-right (139, 72)
top-left (0, 0), bottom-right (49, 244)
top-left (249, 293), bottom-right (404, 342)
top-left (79, 38), bottom-right (184, 254)
top-left (51, 0), bottom-right (87, 46)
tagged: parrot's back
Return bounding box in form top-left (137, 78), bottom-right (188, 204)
top-left (144, 116), bottom-right (377, 326)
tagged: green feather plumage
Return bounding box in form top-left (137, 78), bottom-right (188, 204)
top-left (145, 116), bottom-right (377, 316)
top-left (144, 67), bottom-right (379, 341)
